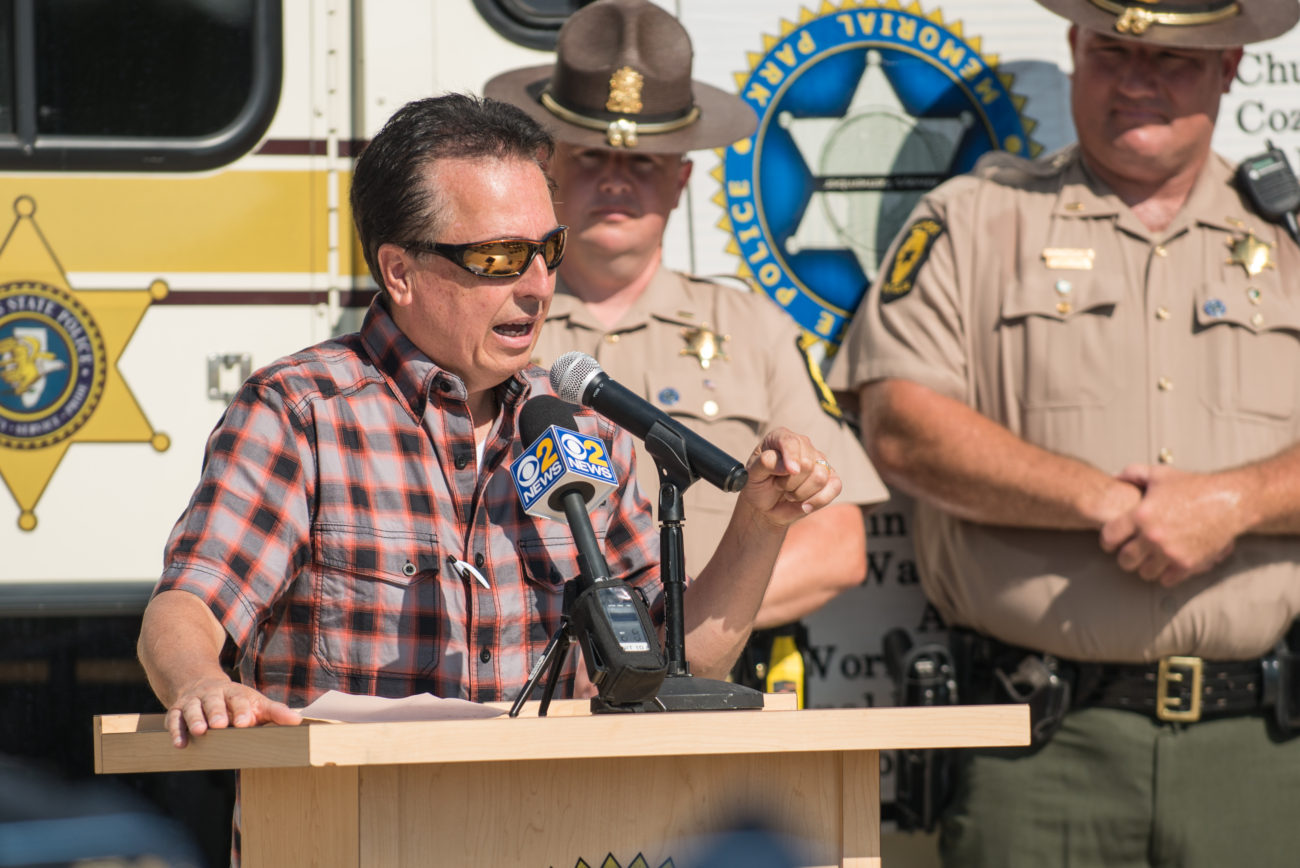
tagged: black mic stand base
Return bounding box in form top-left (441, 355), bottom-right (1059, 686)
top-left (590, 673), bottom-right (764, 713)
top-left (508, 620), bottom-right (572, 718)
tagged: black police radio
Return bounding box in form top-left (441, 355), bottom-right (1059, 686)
top-left (1236, 140), bottom-right (1300, 247)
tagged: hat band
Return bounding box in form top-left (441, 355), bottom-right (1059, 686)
top-left (540, 91), bottom-right (701, 148)
top-left (1087, 0), bottom-right (1241, 35)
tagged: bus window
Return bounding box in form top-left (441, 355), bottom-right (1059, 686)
top-left (0, 0), bottom-right (280, 171)
top-left (473, 0), bottom-right (595, 50)
top-left (0, 2), bottom-right (12, 135)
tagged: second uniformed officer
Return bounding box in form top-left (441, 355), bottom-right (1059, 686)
top-left (830, 0), bottom-right (1300, 863)
top-left (487, 0), bottom-right (887, 701)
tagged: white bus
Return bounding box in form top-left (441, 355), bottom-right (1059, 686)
top-left (3, 1), bottom-right (1294, 862)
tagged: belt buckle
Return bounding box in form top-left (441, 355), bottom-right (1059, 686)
top-left (1156, 656), bottom-right (1203, 722)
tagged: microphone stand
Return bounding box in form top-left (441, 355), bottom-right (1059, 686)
top-left (509, 418), bottom-right (762, 715)
top-left (509, 562), bottom-right (667, 717)
top-left (640, 419), bottom-right (764, 712)
top-left (511, 491), bottom-right (667, 718)
top-left (508, 603), bottom-right (575, 718)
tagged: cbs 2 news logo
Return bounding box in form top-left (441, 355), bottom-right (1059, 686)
top-left (511, 426), bottom-right (617, 521)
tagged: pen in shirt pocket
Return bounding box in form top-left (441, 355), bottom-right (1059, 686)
top-left (450, 556), bottom-right (490, 589)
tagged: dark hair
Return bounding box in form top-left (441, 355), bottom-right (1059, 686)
top-left (350, 93), bottom-right (555, 289)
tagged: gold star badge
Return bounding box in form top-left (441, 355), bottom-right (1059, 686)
top-left (1226, 231), bottom-right (1275, 277)
top-left (0, 196), bottom-right (168, 531)
top-left (680, 323), bottom-right (729, 370)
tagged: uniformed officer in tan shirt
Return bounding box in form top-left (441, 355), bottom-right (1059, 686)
top-left (830, 0), bottom-right (1300, 863)
top-left (487, 0), bottom-right (886, 688)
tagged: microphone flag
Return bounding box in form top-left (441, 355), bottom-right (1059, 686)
top-left (510, 423), bottom-right (617, 522)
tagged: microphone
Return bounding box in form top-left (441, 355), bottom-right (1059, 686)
top-left (511, 395), bottom-right (666, 704)
top-left (549, 351), bottom-right (748, 492)
top-left (514, 395), bottom-right (617, 586)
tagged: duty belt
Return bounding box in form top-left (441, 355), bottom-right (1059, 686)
top-left (1086, 656), bottom-right (1263, 723)
top-left (956, 630), bottom-right (1268, 725)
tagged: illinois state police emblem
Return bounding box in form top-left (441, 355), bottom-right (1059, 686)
top-left (0, 195), bottom-right (168, 532)
top-left (720, 1), bottom-right (1040, 347)
top-left (0, 281), bottom-right (107, 449)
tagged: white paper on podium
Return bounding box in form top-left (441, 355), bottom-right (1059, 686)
top-left (297, 690), bottom-right (506, 724)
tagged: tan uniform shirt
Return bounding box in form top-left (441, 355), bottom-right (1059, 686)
top-left (534, 264), bottom-right (886, 575)
top-left (829, 145), bottom-right (1300, 662)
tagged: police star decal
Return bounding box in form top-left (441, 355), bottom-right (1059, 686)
top-left (0, 196), bottom-right (168, 531)
top-left (718, 0), bottom-right (1039, 347)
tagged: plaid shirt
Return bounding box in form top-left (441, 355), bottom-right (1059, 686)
top-left (157, 298), bottom-right (662, 706)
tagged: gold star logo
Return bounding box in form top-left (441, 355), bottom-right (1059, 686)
top-left (1226, 230), bottom-right (1275, 277)
top-left (679, 323), bottom-right (730, 370)
top-left (0, 196), bottom-right (168, 531)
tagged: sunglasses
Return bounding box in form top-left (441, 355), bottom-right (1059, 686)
top-left (404, 225), bottom-right (567, 278)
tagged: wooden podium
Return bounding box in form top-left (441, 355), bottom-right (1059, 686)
top-left (95, 698), bottom-right (1027, 868)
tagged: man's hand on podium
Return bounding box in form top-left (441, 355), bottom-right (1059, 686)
top-left (166, 675), bottom-right (303, 749)
top-left (139, 590), bottom-right (304, 748)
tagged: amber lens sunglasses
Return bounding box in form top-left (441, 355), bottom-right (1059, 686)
top-left (404, 225), bottom-right (567, 278)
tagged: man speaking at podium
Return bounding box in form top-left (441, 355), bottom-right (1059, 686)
top-left (136, 93), bottom-right (841, 759)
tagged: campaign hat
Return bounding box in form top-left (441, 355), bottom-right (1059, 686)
top-left (1035, 0), bottom-right (1299, 48)
top-left (484, 0), bottom-right (756, 153)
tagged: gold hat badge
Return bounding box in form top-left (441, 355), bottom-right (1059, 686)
top-left (607, 66), bottom-right (644, 114)
top-left (605, 66), bottom-right (644, 148)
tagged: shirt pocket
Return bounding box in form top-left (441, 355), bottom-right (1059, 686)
top-left (1195, 283), bottom-right (1300, 421)
top-left (644, 370), bottom-right (766, 516)
top-left (1000, 276), bottom-right (1125, 409)
top-left (518, 535), bottom-right (587, 596)
top-left (312, 523), bottom-right (441, 678)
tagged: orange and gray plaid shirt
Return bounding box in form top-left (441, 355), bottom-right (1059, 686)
top-left (156, 297), bottom-right (662, 707)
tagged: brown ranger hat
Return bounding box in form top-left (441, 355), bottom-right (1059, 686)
top-left (484, 0), bottom-right (756, 153)
top-left (1035, 0), bottom-right (1299, 48)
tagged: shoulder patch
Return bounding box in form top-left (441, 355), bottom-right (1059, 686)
top-left (879, 218), bottom-right (943, 303)
top-left (796, 332), bottom-right (843, 421)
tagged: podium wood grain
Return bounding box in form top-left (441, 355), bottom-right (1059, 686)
top-left (95, 699), bottom-right (1028, 867)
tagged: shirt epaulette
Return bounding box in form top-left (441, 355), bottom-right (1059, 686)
top-left (971, 143), bottom-right (1077, 186)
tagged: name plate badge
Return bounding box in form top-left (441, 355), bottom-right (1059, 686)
top-left (1041, 247), bottom-right (1095, 270)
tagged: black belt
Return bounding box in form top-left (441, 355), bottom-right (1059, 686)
top-left (958, 630), bottom-right (1268, 724)
top-left (1084, 656), bottom-right (1263, 722)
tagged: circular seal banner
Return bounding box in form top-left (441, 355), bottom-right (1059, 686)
top-left (723, 1), bottom-right (1039, 347)
top-left (0, 281), bottom-right (107, 449)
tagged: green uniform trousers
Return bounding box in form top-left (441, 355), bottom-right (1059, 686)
top-left (940, 707), bottom-right (1300, 867)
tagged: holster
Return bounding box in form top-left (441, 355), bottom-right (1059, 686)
top-left (950, 628), bottom-right (1073, 748)
top-left (731, 622), bottom-right (809, 707)
top-left (882, 629), bottom-right (958, 833)
top-left (1263, 620), bottom-right (1300, 736)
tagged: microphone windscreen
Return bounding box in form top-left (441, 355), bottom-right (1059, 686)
top-left (550, 351), bottom-right (602, 404)
top-left (519, 394), bottom-right (581, 446)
